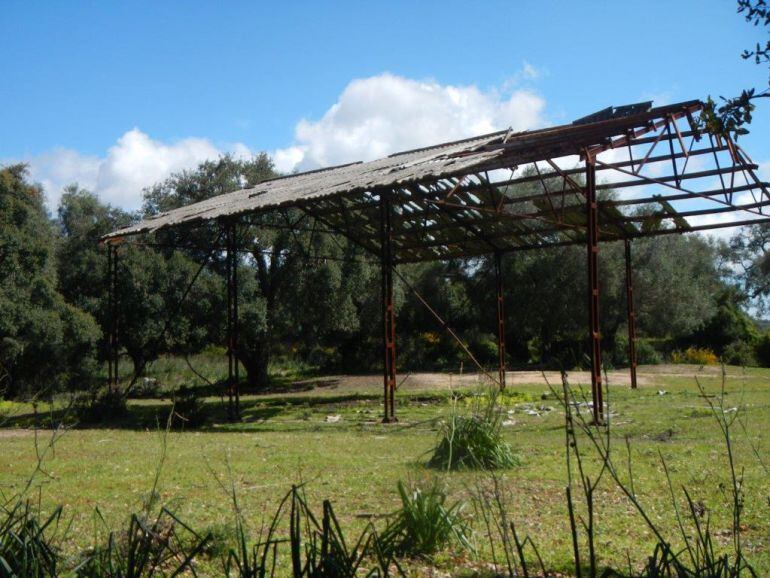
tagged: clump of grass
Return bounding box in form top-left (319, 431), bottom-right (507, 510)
top-left (380, 479), bottom-right (473, 559)
top-left (220, 483), bottom-right (402, 577)
top-left (74, 508), bottom-right (210, 577)
top-left (428, 387), bottom-right (518, 470)
top-left (0, 501), bottom-right (63, 577)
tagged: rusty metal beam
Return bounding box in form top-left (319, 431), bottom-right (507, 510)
top-left (625, 239), bottom-right (638, 390)
top-left (226, 221), bottom-right (241, 420)
top-left (585, 155), bottom-right (604, 424)
top-left (107, 244), bottom-right (119, 391)
top-left (495, 252), bottom-right (506, 390)
top-left (380, 195), bottom-right (397, 422)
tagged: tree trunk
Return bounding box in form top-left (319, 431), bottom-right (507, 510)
top-left (239, 339), bottom-right (270, 390)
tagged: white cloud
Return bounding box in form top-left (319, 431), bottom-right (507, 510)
top-left (24, 149), bottom-right (101, 209)
top-left (17, 130), bottom-right (253, 212)
top-left (14, 71), bottom-right (548, 210)
top-left (273, 72), bottom-right (547, 172)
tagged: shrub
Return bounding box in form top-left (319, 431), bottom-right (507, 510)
top-left (172, 385), bottom-right (208, 428)
top-left (722, 340), bottom-right (756, 366)
top-left (613, 335), bottom-right (662, 366)
top-left (428, 390), bottom-right (519, 470)
top-left (671, 346), bottom-right (718, 365)
top-left (635, 338), bottom-right (662, 365)
top-left (755, 332), bottom-right (770, 367)
top-left (379, 480), bottom-right (472, 559)
top-left (200, 522), bottom-right (240, 560)
top-left (75, 389), bottom-right (128, 424)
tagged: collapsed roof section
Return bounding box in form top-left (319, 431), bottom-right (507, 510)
top-left (103, 100), bottom-right (770, 263)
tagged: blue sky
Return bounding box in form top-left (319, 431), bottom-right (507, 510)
top-left (1, 0), bottom-right (768, 210)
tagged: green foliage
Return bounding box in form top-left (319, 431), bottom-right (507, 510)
top-left (0, 501), bottom-right (63, 577)
top-left (635, 338), bottom-right (663, 365)
top-left (700, 1), bottom-right (769, 140)
top-left (221, 484), bottom-right (401, 577)
top-left (379, 480), bottom-right (472, 559)
top-left (722, 340), bottom-right (757, 366)
top-left (686, 287), bottom-right (759, 355)
top-left (172, 385), bottom-right (208, 429)
top-left (75, 508), bottom-right (211, 577)
top-left (754, 331), bottom-right (770, 367)
top-left (0, 166), bottom-right (101, 398)
top-left (143, 155), bottom-right (377, 389)
top-left (75, 389), bottom-right (129, 424)
top-left (613, 334), bottom-right (663, 366)
top-left (428, 389), bottom-right (518, 471)
top-left (57, 185), bottom-right (227, 382)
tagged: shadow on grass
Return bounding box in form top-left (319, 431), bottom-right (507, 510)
top-left (1, 388), bottom-right (451, 433)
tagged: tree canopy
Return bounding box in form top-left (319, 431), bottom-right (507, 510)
top-left (1, 151), bottom-right (766, 401)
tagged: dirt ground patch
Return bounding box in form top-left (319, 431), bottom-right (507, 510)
top-left (277, 364), bottom-right (770, 399)
top-left (282, 367), bottom-right (658, 398)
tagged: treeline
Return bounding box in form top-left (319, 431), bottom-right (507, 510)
top-left (1, 157), bottom-right (769, 399)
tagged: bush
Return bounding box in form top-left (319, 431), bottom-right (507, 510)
top-left (722, 340), bottom-right (756, 367)
top-left (428, 389), bottom-right (519, 471)
top-left (613, 335), bottom-right (662, 366)
top-left (75, 390), bottom-right (128, 424)
top-left (172, 385), bottom-right (208, 428)
top-left (755, 332), bottom-right (770, 367)
top-left (671, 346), bottom-right (718, 365)
top-left (635, 338), bottom-right (662, 365)
top-left (379, 480), bottom-right (472, 559)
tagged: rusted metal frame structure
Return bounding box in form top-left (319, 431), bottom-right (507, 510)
top-left (495, 251), bottom-right (506, 389)
top-left (102, 100), bottom-right (770, 425)
top-left (624, 239), bottom-right (638, 390)
top-left (584, 153), bottom-right (603, 420)
top-left (225, 219), bottom-right (241, 420)
top-left (380, 195), bottom-right (397, 422)
top-left (106, 244), bottom-right (119, 391)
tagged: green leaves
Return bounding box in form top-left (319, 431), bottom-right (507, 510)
top-left (0, 166), bottom-right (101, 397)
top-left (428, 389), bottom-right (519, 471)
top-left (378, 480), bottom-right (473, 559)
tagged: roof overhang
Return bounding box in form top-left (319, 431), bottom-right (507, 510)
top-left (103, 99), bottom-right (770, 263)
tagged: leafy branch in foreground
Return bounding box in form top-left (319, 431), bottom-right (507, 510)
top-left (701, 0), bottom-right (770, 138)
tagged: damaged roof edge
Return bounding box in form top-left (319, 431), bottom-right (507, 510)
top-left (101, 99), bottom-right (704, 244)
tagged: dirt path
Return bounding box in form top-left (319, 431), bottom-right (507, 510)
top-left (269, 364), bottom-right (770, 399)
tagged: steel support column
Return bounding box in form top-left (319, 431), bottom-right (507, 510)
top-left (494, 252), bottom-right (506, 390)
top-left (226, 222), bottom-right (241, 420)
top-left (585, 155), bottom-right (604, 423)
top-left (107, 244), bottom-right (119, 391)
top-left (624, 238), bottom-right (638, 389)
top-left (380, 195), bottom-right (397, 423)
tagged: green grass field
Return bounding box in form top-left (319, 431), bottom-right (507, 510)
top-left (1, 362), bottom-right (769, 576)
